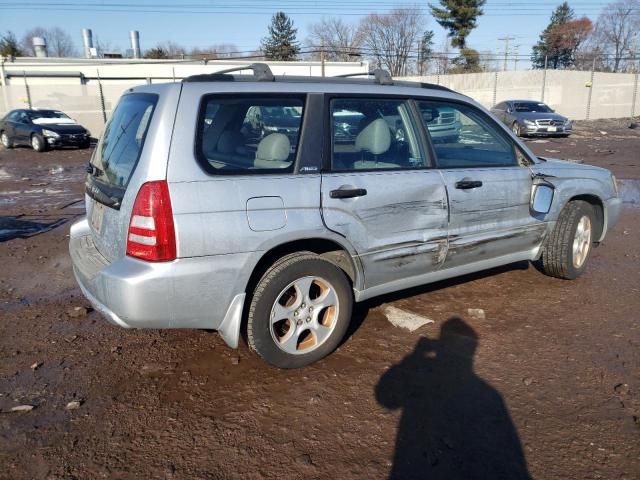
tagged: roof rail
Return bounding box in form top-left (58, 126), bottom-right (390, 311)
top-left (336, 68), bottom-right (394, 86)
top-left (183, 63), bottom-right (274, 83)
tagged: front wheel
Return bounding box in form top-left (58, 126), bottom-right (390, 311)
top-left (535, 200), bottom-right (596, 279)
top-left (511, 122), bottom-right (522, 137)
top-left (31, 134), bottom-right (48, 152)
top-left (1, 131), bottom-right (13, 149)
top-left (247, 253), bottom-right (353, 368)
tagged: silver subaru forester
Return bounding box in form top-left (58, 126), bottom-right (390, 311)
top-left (70, 64), bottom-right (621, 368)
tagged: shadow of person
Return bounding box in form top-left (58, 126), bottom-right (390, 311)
top-left (376, 317), bottom-right (531, 480)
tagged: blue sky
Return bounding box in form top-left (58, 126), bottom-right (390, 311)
top-left (0, 1), bottom-right (609, 67)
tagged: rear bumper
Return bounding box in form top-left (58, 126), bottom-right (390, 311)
top-left (69, 217), bottom-right (251, 347)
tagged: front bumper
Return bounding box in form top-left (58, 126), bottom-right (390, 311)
top-left (68, 217), bottom-right (251, 347)
top-left (46, 134), bottom-right (90, 147)
top-left (602, 196), bottom-right (622, 240)
top-left (523, 124), bottom-right (572, 136)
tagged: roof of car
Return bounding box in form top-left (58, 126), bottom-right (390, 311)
top-left (178, 62), bottom-right (457, 94)
top-left (506, 100), bottom-right (548, 104)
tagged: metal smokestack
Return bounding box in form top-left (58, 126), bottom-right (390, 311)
top-left (129, 30), bottom-right (141, 59)
top-left (82, 28), bottom-right (94, 58)
top-left (32, 37), bottom-right (47, 57)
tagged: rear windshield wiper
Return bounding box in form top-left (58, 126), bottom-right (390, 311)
top-left (85, 176), bottom-right (122, 209)
top-left (86, 162), bottom-right (103, 177)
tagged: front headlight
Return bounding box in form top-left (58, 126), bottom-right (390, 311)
top-left (524, 119), bottom-right (535, 126)
top-left (42, 129), bottom-right (60, 138)
top-left (611, 174), bottom-right (619, 196)
top-left (564, 119), bottom-right (572, 127)
top-left (85, 130), bottom-right (91, 137)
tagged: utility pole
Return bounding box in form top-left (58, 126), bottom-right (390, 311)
top-left (513, 45), bottom-right (521, 71)
top-left (320, 39), bottom-right (325, 77)
top-left (498, 36), bottom-right (515, 72)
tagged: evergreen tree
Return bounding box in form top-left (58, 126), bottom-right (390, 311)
top-left (531, 2), bottom-right (575, 69)
top-left (0, 31), bottom-right (24, 57)
top-left (262, 12), bottom-right (300, 61)
top-left (430, 0), bottom-right (486, 49)
top-left (418, 30), bottom-right (435, 74)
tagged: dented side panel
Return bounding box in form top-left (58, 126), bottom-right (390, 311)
top-left (320, 170), bottom-right (449, 288)
top-left (440, 166), bottom-right (547, 268)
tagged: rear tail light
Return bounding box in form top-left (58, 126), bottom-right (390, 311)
top-left (126, 181), bottom-right (176, 262)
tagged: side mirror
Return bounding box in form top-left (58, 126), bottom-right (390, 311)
top-left (506, 108), bottom-right (512, 113)
top-left (531, 182), bottom-right (555, 214)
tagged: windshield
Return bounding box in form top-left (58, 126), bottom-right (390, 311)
top-left (513, 102), bottom-right (552, 113)
top-left (29, 110), bottom-right (70, 120)
top-left (90, 93), bottom-right (157, 188)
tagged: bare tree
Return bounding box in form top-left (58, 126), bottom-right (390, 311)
top-left (306, 17), bottom-right (362, 61)
top-left (357, 7), bottom-right (424, 76)
top-left (20, 27), bottom-right (77, 57)
top-left (592, 0), bottom-right (639, 72)
top-left (432, 38), bottom-right (452, 74)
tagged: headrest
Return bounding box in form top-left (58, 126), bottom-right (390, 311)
top-left (256, 133), bottom-right (290, 162)
top-left (355, 118), bottom-right (391, 155)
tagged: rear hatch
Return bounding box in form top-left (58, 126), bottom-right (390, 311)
top-left (85, 91), bottom-right (162, 262)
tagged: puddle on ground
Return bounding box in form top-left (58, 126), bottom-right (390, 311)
top-left (0, 216), bottom-right (68, 242)
top-left (619, 179), bottom-right (640, 206)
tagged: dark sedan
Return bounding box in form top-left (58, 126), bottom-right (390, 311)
top-left (0, 109), bottom-right (91, 152)
top-left (491, 100), bottom-right (572, 138)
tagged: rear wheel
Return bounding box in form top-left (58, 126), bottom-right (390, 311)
top-left (535, 200), bottom-right (596, 279)
top-left (31, 134), bottom-right (47, 152)
top-left (0, 131), bottom-right (13, 149)
top-left (247, 253), bottom-right (353, 368)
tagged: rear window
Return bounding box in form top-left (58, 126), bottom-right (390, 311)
top-left (90, 93), bottom-right (157, 188)
top-left (196, 95), bottom-right (304, 174)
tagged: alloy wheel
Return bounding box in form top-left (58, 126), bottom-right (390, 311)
top-left (269, 276), bottom-right (340, 355)
top-left (572, 215), bottom-right (592, 268)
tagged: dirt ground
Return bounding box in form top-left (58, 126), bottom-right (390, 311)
top-left (0, 119), bottom-right (639, 480)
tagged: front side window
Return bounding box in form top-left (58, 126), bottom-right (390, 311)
top-left (197, 96), bottom-right (304, 173)
top-left (330, 98), bottom-right (427, 171)
top-left (417, 101), bottom-right (516, 168)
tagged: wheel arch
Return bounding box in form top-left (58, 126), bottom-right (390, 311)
top-left (244, 237), bottom-right (362, 298)
top-left (567, 194), bottom-right (604, 242)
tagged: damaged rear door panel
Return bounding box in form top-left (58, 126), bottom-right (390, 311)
top-left (321, 96), bottom-right (449, 289)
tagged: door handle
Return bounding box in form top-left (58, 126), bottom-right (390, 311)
top-left (455, 180), bottom-right (483, 190)
top-left (329, 188), bottom-right (367, 199)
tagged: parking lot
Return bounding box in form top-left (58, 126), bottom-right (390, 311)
top-left (0, 119), bottom-right (639, 479)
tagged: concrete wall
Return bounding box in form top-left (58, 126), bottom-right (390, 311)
top-left (401, 69), bottom-right (640, 121)
top-left (1, 60), bottom-right (638, 136)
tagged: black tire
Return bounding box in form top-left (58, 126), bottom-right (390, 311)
top-left (535, 200), bottom-right (596, 280)
top-left (247, 253), bottom-right (353, 368)
top-left (0, 131), bottom-right (13, 149)
top-left (511, 122), bottom-right (521, 137)
top-left (79, 140), bottom-right (91, 149)
top-left (31, 134), bottom-right (48, 152)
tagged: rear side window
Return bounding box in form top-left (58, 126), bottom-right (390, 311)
top-left (330, 98), bottom-right (427, 171)
top-left (418, 101), bottom-right (516, 168)
top-left (90, 93), bottom-right (157, 188)
top-left (196, 96), bottom-right (304, 174)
